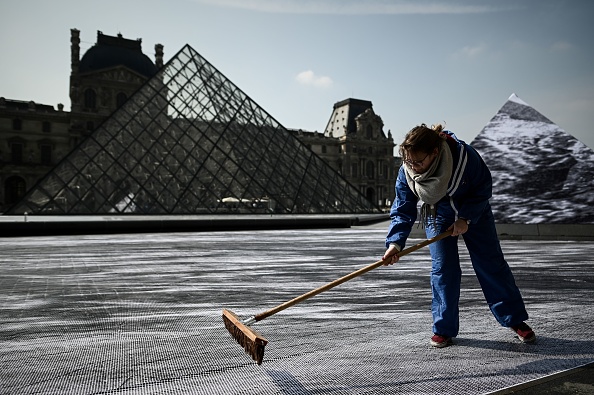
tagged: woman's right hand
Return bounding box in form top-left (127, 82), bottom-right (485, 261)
top-left (382, 245), bottom-right (401, 266)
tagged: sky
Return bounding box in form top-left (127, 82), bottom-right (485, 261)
top-left (1, 0), bottom-right (593, 150)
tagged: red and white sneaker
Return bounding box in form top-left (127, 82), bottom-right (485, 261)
top-left (510, 322), bottom-right (536, 343)
top-left (430, 334), bottom-right (453, 348)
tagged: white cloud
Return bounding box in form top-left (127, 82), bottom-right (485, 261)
top-left (296, 70), bottom-right (333, 88)
top-left (550, 40), bottom-right (573, 52)
top-left (452, 43), bottom-right (487, 59)
top-left (191, 0), bottom-right (517, 15)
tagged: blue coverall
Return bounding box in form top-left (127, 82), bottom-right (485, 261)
top-left (385, 131), bottom-right (529, 338)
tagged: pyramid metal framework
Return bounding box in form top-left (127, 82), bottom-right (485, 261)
top-left (8, 45), bottom-right (379, 215)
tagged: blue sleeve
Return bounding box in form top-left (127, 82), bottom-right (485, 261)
top-left (455, 145), bottom-right (492, 223)
top-left (385, 166), bottom-right (418, 249)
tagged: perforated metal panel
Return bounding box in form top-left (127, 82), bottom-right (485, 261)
top-left (1, 228), bottom-right (593, 394)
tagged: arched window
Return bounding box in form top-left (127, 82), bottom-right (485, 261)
top-left (84, 88), bottom-right (97, 109)
top-left (116, 92), bottom-right (128, 108)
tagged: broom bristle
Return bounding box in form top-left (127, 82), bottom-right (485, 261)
top-left (222, 309), bottom-right (268, 365)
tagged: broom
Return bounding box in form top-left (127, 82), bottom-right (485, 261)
top-left (222, 230), bottom-right (452, 364)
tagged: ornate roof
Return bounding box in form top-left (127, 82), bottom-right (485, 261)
top-left (78, 31), bottom-right (157, 77)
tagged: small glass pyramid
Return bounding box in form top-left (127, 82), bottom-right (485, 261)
top-left (8, 45), bottom-right (379, 215)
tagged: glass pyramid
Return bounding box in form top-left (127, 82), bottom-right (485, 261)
top-left (8, 45), bottom-right (380, 215)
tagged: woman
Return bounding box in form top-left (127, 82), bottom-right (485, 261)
top-left (383, 123), bottom-right (535, 348)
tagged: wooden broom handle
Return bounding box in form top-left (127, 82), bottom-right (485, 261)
top-left (254, 230), bottom-right (452, 322)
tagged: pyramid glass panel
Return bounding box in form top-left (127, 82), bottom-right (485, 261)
top-left (7, 45), bottom-right (380, 215)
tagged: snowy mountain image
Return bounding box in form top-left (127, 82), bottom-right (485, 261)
top-left (470, 94), bottom-right (594, 224)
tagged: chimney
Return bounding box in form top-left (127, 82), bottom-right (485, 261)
top-left (155, 43), bottom-right (164, 68)
top-left (70, 28), bottom-right (80, 73)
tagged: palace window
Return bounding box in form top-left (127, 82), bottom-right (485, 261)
top-left (10, 142), bottom-right (23, 163)
top-left (5, 176), bottom-right (26, 205)
top-left (116, 92), bottom-right (128, 108)
top-left (366, 161), bottom-right (375, 179)
top-left (42, 121), bottom-right (51, 133)
top-left (13, 118), bottom-right (22, 130)
top-left (40, 144), bottom-right (52, 165)
top-left (84, 88), bottom-right (97, 109)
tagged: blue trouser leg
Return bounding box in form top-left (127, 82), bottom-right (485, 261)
top-left (462, 207), bottom-right (529, 327)
top-left (425, 218), bottom-right (462, 338)
top-left (425, 203), bottom-right (529, 337)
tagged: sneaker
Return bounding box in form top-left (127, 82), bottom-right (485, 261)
top-left (430, 334), bottom-right (453, 348)
top-left (510, 322), bottom-right (536, 343)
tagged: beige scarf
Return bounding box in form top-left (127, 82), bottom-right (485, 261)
top-left (404, 141), bottom-right (453, 205)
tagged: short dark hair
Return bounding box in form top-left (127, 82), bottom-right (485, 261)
top-left (399, 123), bottom-right (446, 159)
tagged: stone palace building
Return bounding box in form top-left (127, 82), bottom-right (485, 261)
top-left (0, 29), bottom-right (398, 213)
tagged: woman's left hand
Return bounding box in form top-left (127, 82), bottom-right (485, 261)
top-left (448, 218), bottom-right (469, 237)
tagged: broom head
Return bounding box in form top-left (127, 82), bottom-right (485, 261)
top-left (222, 309), bottom-right (269, 365)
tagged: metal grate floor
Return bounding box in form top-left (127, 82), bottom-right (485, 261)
top-left (1, 227), bottom-right (593, 394)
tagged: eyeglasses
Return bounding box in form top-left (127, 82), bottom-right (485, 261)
top-left (404, 152), bottom-right (430, 167)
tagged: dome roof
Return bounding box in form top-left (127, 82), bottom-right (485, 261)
top-left (79, 32), bottom-right (157, 78)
